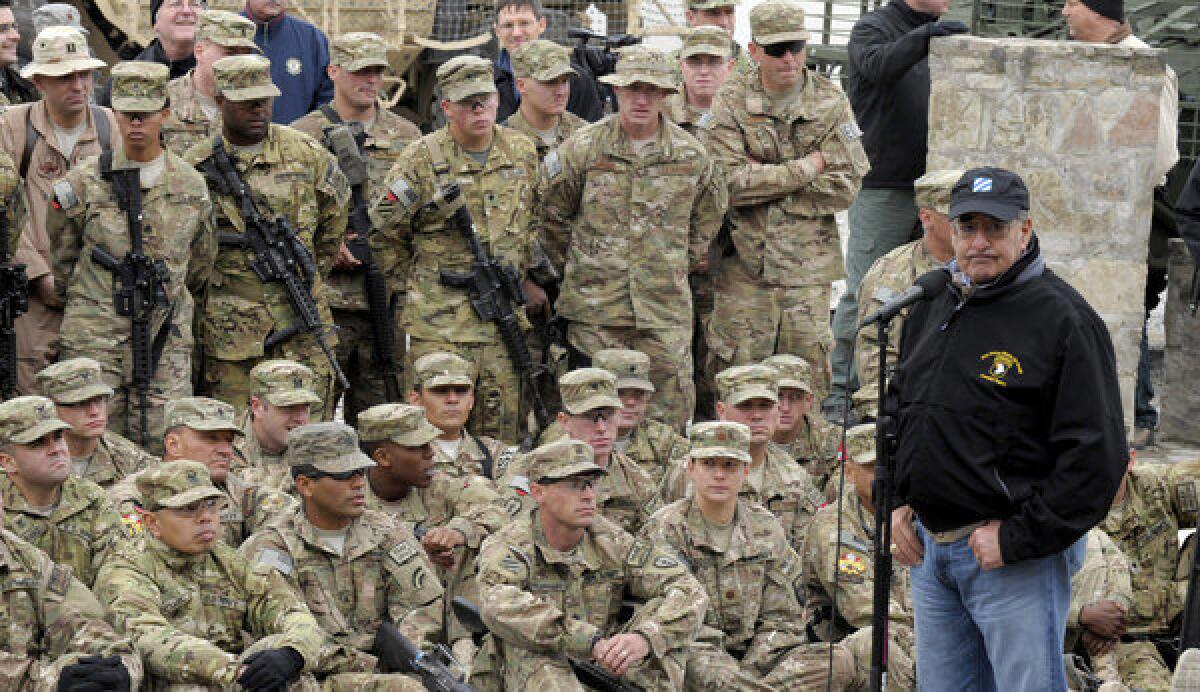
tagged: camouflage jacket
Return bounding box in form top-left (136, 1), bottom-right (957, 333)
top-left (367, 471), bottom-right (508, 551)
top-left (0, 474), bottom-right (122, 587)
top-left (232, 416), bottom-right (284, 471)
top-left (703, 65), bottom-right (868, 288)
top-left (539, 418), bottom-right (690, 487)
top-left (95, 536), bottom-right (326, 686)
top-left (640, 497), bottom-right (806, 665)
top-left (477, 511), bottom-right (708, 669)
top-left (0, 528), bottom-right (143, 689)
top-left (1067, 528), bottom-right (1132, 645)
top-left (502, 108), bottom-right (587, 160)
top-left (185, 125), bottom-right (350, 362)
top-left (538, 114), bottom-right (727, 329)
top-left (368, 125), bottom-right (539, 343)
top-left (432, 432), bottom-right (511, 481)
top-left (163, 71), bottom-right (220, 157)
top-left (241, 508), bottom-right (444, 653)
top-left (772, 416), bottom-right (839, 494)
top-left (75, 430), bottom-right (158, 489)
top-left (291, 103), bottom-right (422, 311)
top-left (47, 148), bottom-right (216, 368)
top-left (662, 88), bottom-right (711, 137)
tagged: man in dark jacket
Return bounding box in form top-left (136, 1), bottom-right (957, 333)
top-left (0, 0), bottom-right (35, 106)
top-left (94, 0), bottom-right (200, 106)
top-left (824, 0), bottom-right (966, 424)
top-left (1180, 158), bottom-right (1200, 266)
top-left (243, 0), bottom-right (333, 123)
top-left (889, 168), bottom-right (1126, 691)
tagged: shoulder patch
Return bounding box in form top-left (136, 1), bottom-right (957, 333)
top-left (697, 112), bottom-right (714, 129)
top-left (652, 554), bottom-right (679, 569)
top-left (47, 563), bottom-right (72, 597)
top-left (543, 150), bottom-right (562, 179)
top-left (120, 511), bottom-right (144, 538)
top-left (841, 121), bottom-right (864, 140)
top-left (495, 447), bottom-right (519, 474)
top-left (508, 475), bottom-right (530, 496)
top-left (51, 179), bottom-right (78, 211)
top-left (872, 286), bottom-right (900, 304)
top-left (503, 496), bottom-right (524, 517)
top-left (258, 494), bottom-right (290, 513)
top-left (386, 177), bottom-right (417, 209)
top-left (1178, 481), bottom-right (1198, 515)
top-left (627, 539), bottom-right (652, 568)
top-left (255, 548), bottom-right (294, 576)
top-left (389, 540), bottom-right (418, 566)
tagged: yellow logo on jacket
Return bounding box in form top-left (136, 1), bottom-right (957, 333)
top-left (979, 351), bottom-right (1023, 386)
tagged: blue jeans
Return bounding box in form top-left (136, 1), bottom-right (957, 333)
top-left (910, 521), bottom-right (1085, 692)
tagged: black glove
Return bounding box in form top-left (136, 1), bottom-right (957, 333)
top-left (927, 20), bottom-right (969, 37)
top-left (238, 647), bottom-right (305, 691)
top-left (58, 655), bottom-right (132, 692)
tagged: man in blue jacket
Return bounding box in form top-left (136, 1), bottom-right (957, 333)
top-left (243, 0), bottom-right (333, 123)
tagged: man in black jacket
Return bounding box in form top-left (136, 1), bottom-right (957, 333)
top-left (824, 0), bottom-right (966, 425)
top-left (889, 168), bottom-right (1126, 691)
top-left (95, 0), bottom-right (200, 106)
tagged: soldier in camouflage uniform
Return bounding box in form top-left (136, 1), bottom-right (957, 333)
top-left (763, 354), bottom-right (838, 495)
top-left (48, 61), bottom-right (216, 450)
top-left (162, 10), bottom-right (260, 157)
top-left (36, 358), bottom-right (156, 491)
top-left (641, 421), bottom-right (855, 690)
top-left (1067, 528), bottom-right (1132, 687)
top-left (185, 54), bottom-right (350, 422)
top-left (95, 461), bottom-right (326, 690)
top-left (539, 44), bottom-right (727, 431)
top-left (369, 55), bottom-right (541, 444)
top-left (475, 438), bottom-right (709, 690)
top-left (503, 39), bottom-right (587, 157)
top-left (681, 0), bottom-right (752, 72)
top-left (703, 1), bottom-right (869, 401)
top-left (0, 396), bottom-right (122, 587)
top-left (802, 424), bottom-right (915, 691)
top-left (234, 359), bottom-right (322, 490)
top-left (241, 422), bottom-right (443, 691)
top-left (291, 32), bottom-right (422, 426)
top-left (851, 169), bottom-right (959, 420)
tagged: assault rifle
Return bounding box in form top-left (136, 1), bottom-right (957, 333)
top-left (0, 189), bottom-right (26, 398)
top-left (373, 621), bottom-right (473, 692)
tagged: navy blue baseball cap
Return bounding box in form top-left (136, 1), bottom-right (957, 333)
top-left (949, 167), bottom-right (1030, 223)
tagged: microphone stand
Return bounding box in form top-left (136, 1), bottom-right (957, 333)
top-left (870, 316), bottom-right (898, 692)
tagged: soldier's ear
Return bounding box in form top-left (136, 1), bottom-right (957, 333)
top-left (407, 390), bottom-right (421, 406)
top-left (715, 401), bottom-right (727, 419)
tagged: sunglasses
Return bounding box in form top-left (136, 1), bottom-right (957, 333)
top-left (762, 40), bottom-right (806, 58)
top-left (542, 476), bottom-right (599, 492)
top-left (302, 467), bottom-right (368, 482)
top-left (166, 497), bottom-right (222, 518)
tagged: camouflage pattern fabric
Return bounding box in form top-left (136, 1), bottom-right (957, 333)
top-left (432, 433), bottom-right (510, 481)
top-left (73, 430), bottom-right (158, 490)
top-left (1067, 528), bottom-right (1131, 685)
top-left (770, 418), bottom-right (839, 495)
top-left (163, 72), bottom-right (221, 157)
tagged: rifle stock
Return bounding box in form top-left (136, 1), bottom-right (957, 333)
top-left (372, 621), bottom-right (474, 692)
top-left (0, 196), bottom-right (27, 398)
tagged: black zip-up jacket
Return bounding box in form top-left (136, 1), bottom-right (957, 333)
top-left (892, 235), bottom-right (1127, 564)
top-left (845, 0), bottom-right (939, 190)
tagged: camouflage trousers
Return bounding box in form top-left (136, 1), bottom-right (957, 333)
top-left (843, 623), bottom-right (917, 691)
top-left (683, 639), bottom-right (856, 692)
top-left (330, 309), bottom-right (406, 428)
top-left (567, 322), bottom-right (693, 432)
top-left (691, 272), bottom-right (717, 422)
top-left (202, 337), bottom-right (338, 422)
top-left (1116, 640), bottom-right (1171, 691)
top-left (144, 634), bottom-right (320, 691)
top-left (495, 644), bottom-right (681, 692)
top-left (404, 338), bottom-right (522, 444)
top-left (18, 652), bottom-right (144, 692)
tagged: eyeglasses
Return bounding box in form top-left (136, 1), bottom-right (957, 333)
top-left (117, 111), bottom-right (157, 122)
top-left (456, 96), bottom-right (494, 113)
top-left (762, 40), bottom-right (806, 58)
top-left (167, 497), bottom-right (222, 518)
top-left (543, 476), bottom-right (598, 492)
top-left (574, 409), bottom-right (617, 425)
top-left (951, 218), bottom-right (1015, 240)
top-left (304, 468), bottom-right (368, 482)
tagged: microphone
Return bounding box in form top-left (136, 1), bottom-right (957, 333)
top-left (858, 269), bottom-right (951, 329)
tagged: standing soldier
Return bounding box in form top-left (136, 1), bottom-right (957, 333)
top-left (704, 1), bottom-right (868, 401)
top-left (763, 354), bottom-right (838, 494)
top-left (36, 358), bottom-right (156, 491)
top-left (48, 61), bottom-right (216, 450)
top-left (186, 54), bottom-right (350, 421)
top-left (682, 0), bottom-right (749, 69)
top-left (539, 45), bottom-right (727, 430)
top-left (369, 55), bottom-right (540, 443)
top-left (291, 32), bottom-right (422, 424)
top-left (234, 359), bottom-right (321, 490)
top-left (502, 39), bottom-right (587, 157)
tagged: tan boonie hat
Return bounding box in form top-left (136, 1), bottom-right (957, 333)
top-left (762, 354), bottom-right (813, 395)
top-left (681, 26), bottom-right (733, 60)
top-left (511, 39), bottom-right (577, 81)
top-left (844, 423), bottom-right (876, 465)
top-left (195, 10), bottom-right (259, 51)
top-left (32, 4), bottom-right (86, 36)
top-left (164, 397), bottom-right (242, 434)
top-left (356, 403), bottom-right (442, 447)
top-left (592, 349), bottom-right (654, 392)
top-left (137, 460), bottom-right (225, 511)
top-left (915, 169), bottom-right (966, 216)
top-left (36, 357), bottom-right (115, 404)
top-left (251, 360), bottom-right (322, 407)
top-left (528, 438), bottom-right (605, 483)
top-left (598, 45), bottom-right (678, 92)
top-left (687, 0), bottom-right (737, 9)
top-left (559, 368), bottom-right (623, 415)
top-left (716, 364), bottom-right (779, 405)
top-left (689, 421), bottom-right (751, 463)
top-left (750, 1), bottom-right (811, 45)
top-left (213, 54), bottom-right (281, 101)
top-left (285, 422), bottom-right (376, 473)
top-left (437, 55), bottom-right (496, 102)
top-left (110, 61), bottom-right (169, 112)
top-left (332, 32), bottom-right (390, 72)
top-left (21, 26), bottom-right (106, 79)
top-left (413, 352), bottom-right (473, 389)
top-left (0, 396), bottom-right (72, 445)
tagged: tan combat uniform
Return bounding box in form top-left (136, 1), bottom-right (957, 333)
top-left (1067, 528), bottom-right (1132, 685)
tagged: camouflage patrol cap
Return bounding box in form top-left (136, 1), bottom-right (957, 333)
top-left (511, 39), bottom-right (578, 81)
top-left (559, 368), bottom-right (623, 415)
top-left (598, 45), bottom-right (679, 92)
top-left (136, 460), bottom-right (224, 511)
top-left (21, 27), bottom-right (106, 79)
top-left (749, 1), bottom-right (811, 45)
top-left (681, 26), bottom-right (732, 60)
top-left (164, 397), bottom-right (243, 434)
top-left (32, 4), bottom-right (87, 36)
top-left (844, 423), bottom-right (876, 465)
top-left (687, 0), bottom-right (737, 9)
top-left (195, 10), bottom-right (260, 51)
top-left (413, 352), bottom-right (473, 389)
top-left (356, 403), bottom-right (442, 447)
top-left (36, 357), bottom-right (115, 404)
top-left (285, 422), bottom-right (375, 473)
top-left (914, 169), bottom-right (965, 216)
top-left (762, 354), bottom-right (812, 395)
top-left (716, 364), bottom-right (779, 405)
top-left (592, 349), bottom-right (654, 392)
top-left (437, 55), bottom-right (497, 102)
top-left (0, 396), bottom-right (72, 445)
top-left (250, 360), bottom-right (322, 407)
top-left (689, 421), bottom-right (751, 463)
top-left (213, 54), bottom-right (281, 101)
top-left (527, 438), bottom-right (605, 483)
top-left (332, 32), bottom-right (390, 72)
top-left (110, 61), bottom-right (169, 112)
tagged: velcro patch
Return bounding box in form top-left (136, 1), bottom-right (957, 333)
top-left (872, 286), bottom-right (900, 304)
top-left (386, 177), bottom-right (417, 209)
top-left (1178, 482), bottom-right (1198, 514)
top-left (543, 151), bottom-right (562, 179)
top-left (841, 122), bottom-right (864, 140)
top-left (47, 564), bottom-right (71, 597)
top-left (508, 475), bottom-right (530, 496)
top-left (697, 112), bottom-right (714, 129)
top-left (627, 539), bottom-right (651, 568)
top-left (51, 180), bottom-right (78, 211)
top-left (652, 555), bottom-right (679, 569)
top-left (389, 541), bottom-right (418, 566)
top-left (255, 548), bottom-right (294, 576)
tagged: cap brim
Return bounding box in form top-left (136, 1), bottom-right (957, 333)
top-left (563, 394), bottom-right (624, 415)
top-left (10, 419), bottom-right (72, 445)
top-left (210, 38), bottom-right (262, 52)
top-left (310, 451), bottom-right (377, 473)
top-left (727, 387), bottom-right (779, 405)
top-left (112, 96), bottom-right (168, 112)
top-left (536, 462), bottom-right (607, 483)
top-left (390, 420), bottom-right (443, 447)
top-left (21, 58), bottom-right (107, 79)
top-left (850, 451), bottom-right (877, 465)
top-left (525, 65), bottom-right (579, 81)
top-left (265, 390), bottom-right (322, 407)
top-left (615, 377), bottom-right (655, 393)
top-left (690, 447), bottom-right (751, 463)
top-left (598, 74), bottom-right (679, 93)
top-left (221, 84), bottom-right (282, 101)
top-left (51, 382), bottom-right (115, 404)
top-left (343, 57), bottom-right (391, 72)
top-left (181, 419), bottom-right (244, 434)
top-left (949, 199), bottom-right (1023, 223)
top-left (754, 31), bottom-right (811, 45)
top-left (681, 46), bottom-right (731, 59)
top-left (443, 79), bottom-right (498, 103)
top-left (156, 485), bottom-right (225, 510)
top-left (776, 378), bottom-right (812, 394)
top-left (424, 375), bottom-right (473, 389)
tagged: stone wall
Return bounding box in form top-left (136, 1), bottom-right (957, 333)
top-left (926, 36), bottom-right (1168, 430)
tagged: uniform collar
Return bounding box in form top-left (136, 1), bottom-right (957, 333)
top-left (743, 65), bottom-right (817, 121)
top-left (295, 511), bottom-right (382, 561)
top-left (684, 497), bottom-right (766, 564)
top-left (531, 509), bottom-right (601, 569)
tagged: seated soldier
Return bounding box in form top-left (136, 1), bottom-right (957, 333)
top-left (36, 358), bottom-right (157, 490)
top-left (234, 360), bottom-right (322, 489)
top-left (95, 461), bottom-right (327, 690)
top-left (475, 438), bottom-right (709, 690)
top-left (762, 354), bottom-right (838, 495)
top-left (0, 396), bottom-right (123, 587)
top-left (640, 421), bottom-right (855, 690)
top-left (1067, 527), bottom-right (1132, 687)
top-left (242, 422), bottom-right (443, 691)
top-left (407, 352), bottom-right (511, 481)
top-left (801, 424), bottom-right (915, 690)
